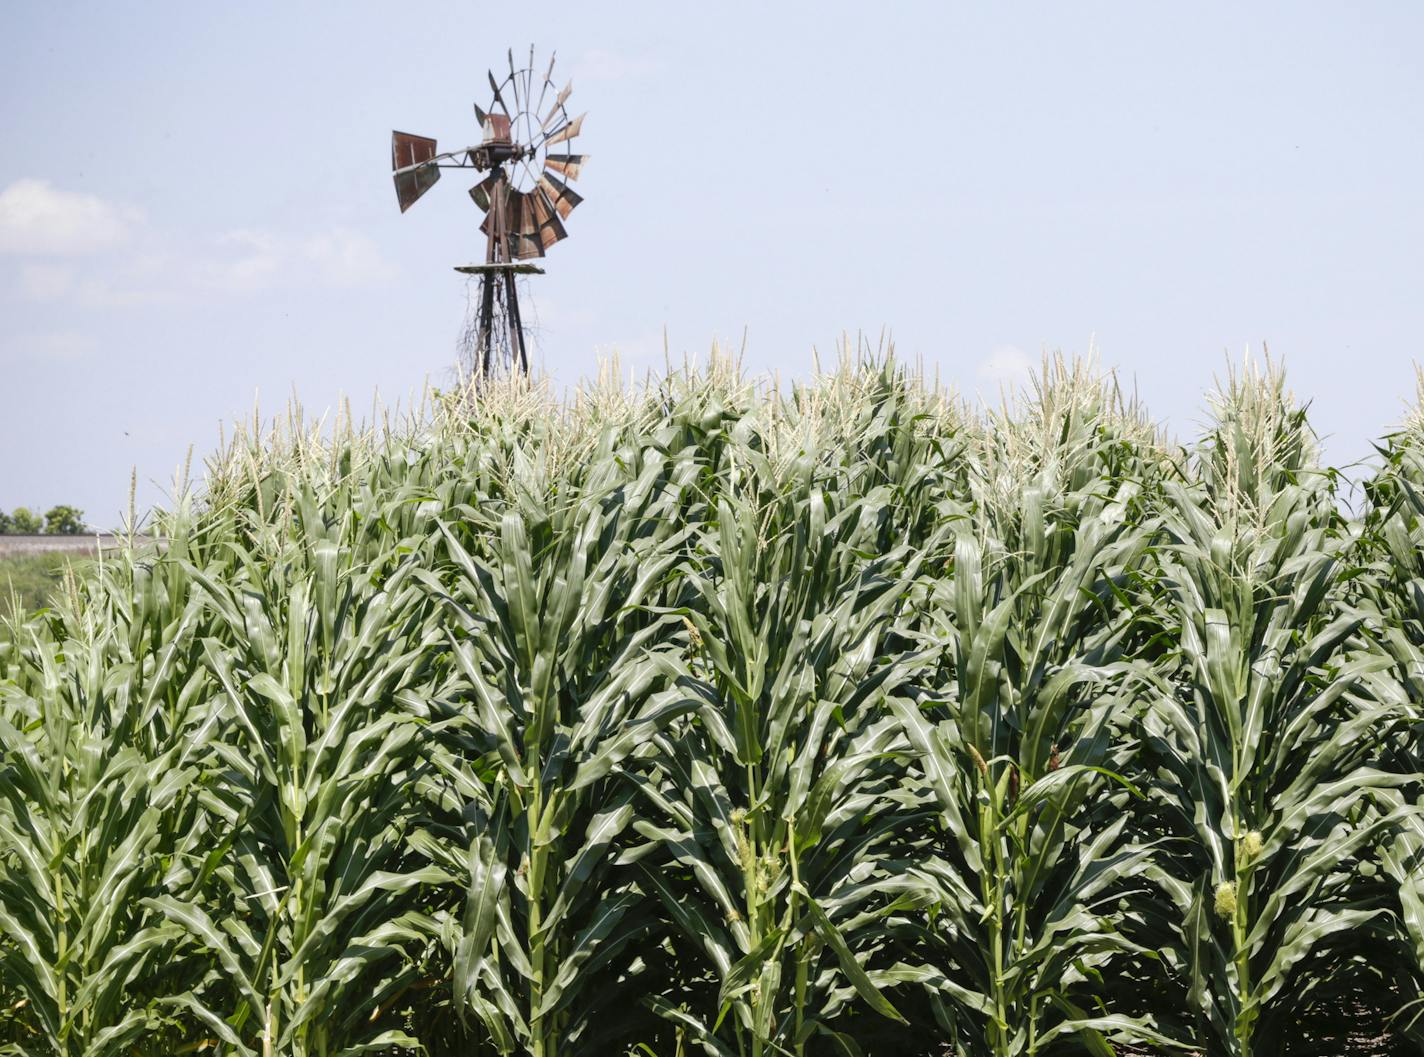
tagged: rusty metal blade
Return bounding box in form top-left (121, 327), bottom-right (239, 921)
top-left (528, 187), bottom-right (555, 226)
top-left (515, 196), bottom-right (541, 252)
top-left (543, 153), bottom-right (587, 181)
top-left (510, 191), bottom-right (541, 238)
top-left (392, 131), bottom-right (437, 170)
top-left (394, 166), bottom-right (440, 212)
top-left (391, 132), bottom-right (440, 212)
top-left (508, 223), bottom-right (544, 260)
top-left (542, 80), bottom-right (572, 128)
top-left (537, 172), bottom-right (583, 220)
top-left (531, 190), bottom-right (567, 249)
top-left (468, 173), bottom-right (498, 213)
top-left (538, 211), bottom-right (567, 249)
top-left (543, 112), bottom-right (585, 148)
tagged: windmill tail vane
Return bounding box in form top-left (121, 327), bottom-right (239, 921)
top-left (391, 46), bottom-right (587, 378)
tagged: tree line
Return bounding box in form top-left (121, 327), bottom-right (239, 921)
top-left (0, 504), bottom-right (87, 535)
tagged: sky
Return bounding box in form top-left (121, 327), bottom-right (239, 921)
top-left (2, 2), bottom-right (1422, 528)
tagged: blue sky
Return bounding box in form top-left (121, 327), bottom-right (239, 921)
top-left (3, 2), bottom-right (1422, 527)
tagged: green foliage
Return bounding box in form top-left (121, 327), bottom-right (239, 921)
top-left (0, 356), bottom-right (1420, 1057)
top-left (0, 552), bottom-right (81, 624)
top-left (0, 506), bottom-right (86, 535)
top-left (1135, 364), bottom-right (1413, 1055)
top-left (41, 506), bottom-right (86, 536)
top-left (5, 507), bottom-right (42, 534)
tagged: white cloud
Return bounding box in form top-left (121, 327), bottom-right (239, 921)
top-left (976, 345), bottom-right (1036, 388)
top-left (201, 227), bottom-right (392, 293)
top-left (5, 224), bottom-right (392, 306)
top-left (0, 179), bottom-right (140, 255)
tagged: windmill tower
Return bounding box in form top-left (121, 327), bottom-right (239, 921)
top-left (391, 48), bottom-right (587, 377)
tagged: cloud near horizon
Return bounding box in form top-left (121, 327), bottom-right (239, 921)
top-left (2, 177), bottom-right (392, 307)
top-left (0, 179), bottom-right (141, 255)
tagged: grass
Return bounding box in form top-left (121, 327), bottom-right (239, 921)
top-left (0, 551), bottom-right (86, 624)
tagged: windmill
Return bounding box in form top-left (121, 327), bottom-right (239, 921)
top-left (391, 47), bottom-right (587, 377)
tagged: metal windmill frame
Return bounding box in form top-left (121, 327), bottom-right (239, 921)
top-left (391, 47), bottom-right (587, 377)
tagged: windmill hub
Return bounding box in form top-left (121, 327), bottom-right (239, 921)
top-left (391, 46), bottom-right (588, 378)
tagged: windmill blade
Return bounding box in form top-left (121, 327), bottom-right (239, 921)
top-left (513, 232), bottom-right (545, 259)
top-left (528, 186), bottom-right (556, 227)
top-left (391, 131), bottom-right (440, 212)
top-left (478, 191), bottom-right (542, 258)
top-left (499, 189), bottom-right (520, 238)
top-left (468, 173), bottom-right (499, 213)
top-left (488, 70), bottom-right (511, 116)
top-left (528, 187), bottom-right (569, 249)
top-left (474, 102), bottom-right (488, 126)
top-left (392, 130), bottom-right (438, 171)
top-left (511, 190), bottom-right (541, 239)
top-left (537, 210), bottom-right (568, 250)
top-left (515, 191), bottom-right (539, 241)
top-left (504, 194), bottom-right (545, 260)
top-left (543, 112), bottom-right (585, 148)
top-left (534, 52), bottom-right (556, 118)
top-left (542, 80), bottom-right (572, 128)
top-left (507, 50), bottom-right (526, 123)
top-left (537, 172), bottom-right (583, 220)
top-left (543, 153), bottom-right (587, 181)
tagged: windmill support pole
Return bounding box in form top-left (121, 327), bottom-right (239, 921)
top-left (503, 269), bottom-right (529, 374)
top-left (477, 271), bottom-right (497, 377)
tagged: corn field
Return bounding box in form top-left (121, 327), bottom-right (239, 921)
top-left (2, 355), bottom-right (1421, 1056)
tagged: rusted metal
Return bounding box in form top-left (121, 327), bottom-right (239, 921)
top-left (527, 189), bottom-right (568, 250)
top-left (392, 46), bottom-right (587, 377)
top-left (536, 207), bottom-right (567, 250)
top-left (482, 113), bottom-right (513, 144)
top-left (391, 132), bottom-right (440, 212)
top-left (537, 172), bottom-right (583, 219)
top-left (543, 153), bottom-right (586, 180)
top-left (468, 173), bottom-right (498, 213)
top-left (542, 112), bottom-right (584, 148)
top-left (542, 81), bottom-right (572, 127)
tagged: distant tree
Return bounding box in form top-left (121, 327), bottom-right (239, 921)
top-left (0, 510), bottom-right (11, 535)
top-left (9, 507), bottom-right (42, 534)
top-left (42, 504), bottom-right (86, 535)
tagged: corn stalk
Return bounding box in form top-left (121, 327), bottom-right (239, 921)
top-left (417, 427), bottom-right (698, 1056)
top-left (1137, 369), bottom-right (1415, 1054)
